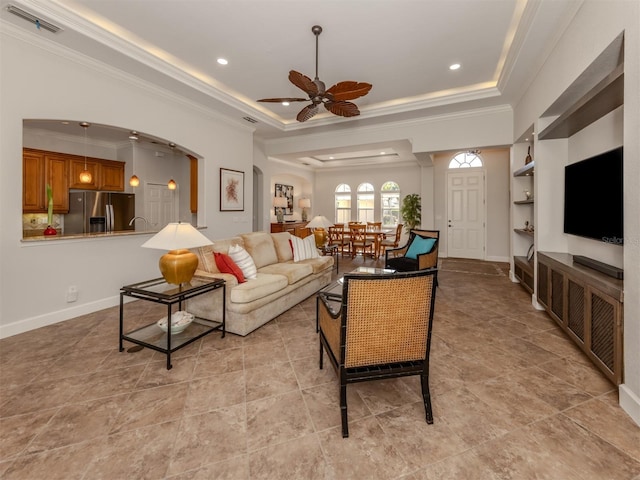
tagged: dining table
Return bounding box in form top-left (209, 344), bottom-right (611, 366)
top-left (364, 227), bottom-right (394, 258)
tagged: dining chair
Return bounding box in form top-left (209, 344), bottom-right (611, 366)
top-left (366, 221), bottom-right (382, 230)
top-left (317, 268), bottom-right (439, 437)
top-left (328, 226), bottom-right (346, 256)
top-left (379, 223), bottom-right (403, 257)
top-left (349, 224), bottom-right (374, 258)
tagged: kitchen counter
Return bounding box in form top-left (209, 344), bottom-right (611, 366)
top-left (21, 229), bottom-right (159, 242)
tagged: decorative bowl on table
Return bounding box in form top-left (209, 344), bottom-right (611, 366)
top-left (157, 311), bottom-right (194, 334)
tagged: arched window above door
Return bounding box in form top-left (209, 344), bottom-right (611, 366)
top-left (448, 151), bottom-right (483, 168)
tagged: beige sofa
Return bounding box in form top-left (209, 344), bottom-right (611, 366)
top-left (186, 231), bottom-right (334, 336)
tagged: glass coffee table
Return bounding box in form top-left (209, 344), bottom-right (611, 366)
top-left (119, 276), bottom-right (225, 370)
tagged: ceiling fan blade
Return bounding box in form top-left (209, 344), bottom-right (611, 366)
top-left (326, 81), bottom-right (372, 101)
top-left (289, 70), bottom-right (318, 95)
top-left (257, 97), bottom-right (308, 103)
top-left (324, 101), bottom-right (360, 117)
top-left (296, 104), bottom-right (319, 122)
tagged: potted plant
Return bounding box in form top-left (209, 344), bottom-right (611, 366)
top-left (43, 183), bottom-right (57, 236)
top-left (400, 193), bottom-right (421, 233)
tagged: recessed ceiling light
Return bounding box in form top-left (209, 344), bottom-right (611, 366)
top-left (380, 151), bottom-right (386, 155)
top-left (217, 58), bottom-right (228, 65)
top-left (282, 101), bottom-right (290, 106)
top-left (61, 121), bottom-right (69, 125)
top-left (449, 63), bottom-right (461, 70)
top-left (329, 156), bottom-right (334, 160)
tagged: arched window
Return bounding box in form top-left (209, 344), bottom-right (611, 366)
top-left (357, 183), bottom-right (375, 223)
top-left (381, 181), bottom-right (400, 228)
top-left (448, 151), bottom-right (483, 168)
top-left (334, 184), bottom-right (351, 223)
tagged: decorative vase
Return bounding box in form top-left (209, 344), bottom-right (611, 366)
top-left (43, 225), bottom-right (57, 236)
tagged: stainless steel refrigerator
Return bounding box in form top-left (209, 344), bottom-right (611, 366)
top-left (66, 191), bottom-right (135, 234)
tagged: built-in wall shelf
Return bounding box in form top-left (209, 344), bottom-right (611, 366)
top-left (514, 199), bottom-right (534, 205)
top-left (539, 63), bottom-right (624, 140)
top-left (513, 161), bottom-right (535, 177)
top-left (514, 228), bottom-right (534, 237)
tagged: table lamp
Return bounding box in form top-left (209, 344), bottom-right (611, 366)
top-left (298, 198), bottom-right (311, 222)
top-left (274, 196), bottom-right (287, 223)
top-left (141, 222), bottom-right (212, 285)
top-left (306, 215), bottom-right (334, 248)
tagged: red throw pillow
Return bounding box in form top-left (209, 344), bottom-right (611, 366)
top-left (213, 252), bottom-right (245, 283)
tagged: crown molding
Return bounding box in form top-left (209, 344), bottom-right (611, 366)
top-left (264, 104), bottom-right (513, 150)
top-left (1, 18), bottom-right (258, 135)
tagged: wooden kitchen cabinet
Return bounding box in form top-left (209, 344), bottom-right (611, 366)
top-left (24, 148), bottom-right (125, 214)
top-left (44, 153), bottom-right (69, 212)
top-left (23, 149), bottom-right (45, 212)
top-left (99, 160), bottom-right (125, 191)
top-left (68, 157), bottom-right (100, 190)
top-left (189, 154), bottom-right (198, 213)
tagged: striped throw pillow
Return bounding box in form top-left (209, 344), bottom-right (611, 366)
top-left (291, 235), bottom-right (320, 262)
top-left (228, 244), bottom-right (257, 279)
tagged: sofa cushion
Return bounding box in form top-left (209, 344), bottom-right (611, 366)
top-left (228, 244), bottom-right (258, 279)
top-left (271, 232), bottom-right (294, 262)
top-left (293, 255), bottom-right (333, 274)
top-left (193, 245), bottom-right (219, 273)
top-left (230, 273), bottom-right (288, 304)
top-left (214, 252), bottom-right (245, 283)
top-left (241, 232), bottom-right (279, 268)
top-left (259, 262), bottom-right (313, 284)
top-left (213, 237), bottom-right (245, 255)
top-left (291, 235), bottom-right (320, 262)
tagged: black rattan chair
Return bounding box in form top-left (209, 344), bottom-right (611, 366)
top-left (385, 229), bottom-right (439, 272)
top-left (317, 269), bottom-right (438, 437)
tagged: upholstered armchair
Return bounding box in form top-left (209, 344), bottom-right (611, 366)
top-left (385, 229), bottom-right (439, 272)
top-left (317, 269), bottom-right (438, 437)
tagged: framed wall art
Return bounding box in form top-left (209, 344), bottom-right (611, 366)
top-left (274, 183), bottom-right (293, 216)
top-left (220, 168), bottom-right (244, 211)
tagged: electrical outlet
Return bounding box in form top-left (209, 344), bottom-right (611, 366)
top-left (66, 285), bottom-right (78, 303)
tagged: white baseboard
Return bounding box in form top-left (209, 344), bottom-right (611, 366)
top-left (619, 384), bottom-right (640, 427)
top-left (486, 255), bottom-right (510, 262)
top-left (0, 296), bottom-right (123, 339)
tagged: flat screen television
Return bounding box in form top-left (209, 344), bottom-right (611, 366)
top-left (564, 146), bottom-right (623, 245)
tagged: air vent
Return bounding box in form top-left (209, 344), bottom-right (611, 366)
top-left (7, 4), bottom-right (62, 33)
top-left (242, 116), bottom-right (258, 124)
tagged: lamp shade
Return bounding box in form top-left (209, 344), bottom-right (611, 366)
top-left (141, 222), bottom-right (212, 284)
top-left (306, 215), bottom-right (333, 229)
top-left (141, 222), bottom-right (211, 250)
top-left (273, 196), bottom-right (288, 208)
top-left (298, 198), bottom-right (311, 209)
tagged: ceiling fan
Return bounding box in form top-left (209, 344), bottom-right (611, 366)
top-left (257, 25), bottom-right (372, 122)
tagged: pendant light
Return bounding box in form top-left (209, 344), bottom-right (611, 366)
top-left (129, 174), bottom-right (140, 187)
top-left (167, 142), bottom-right (177, 190)
top-left (78, 122), bottom-right (92, 184)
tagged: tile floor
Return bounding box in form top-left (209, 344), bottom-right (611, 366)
top-left (1, 256), bottom-right (639, 479)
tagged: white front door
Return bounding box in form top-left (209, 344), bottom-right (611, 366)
top-left (146, 183), bottom-right (177, 229)
top-left (447, 169), bottom-right (485, 259)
